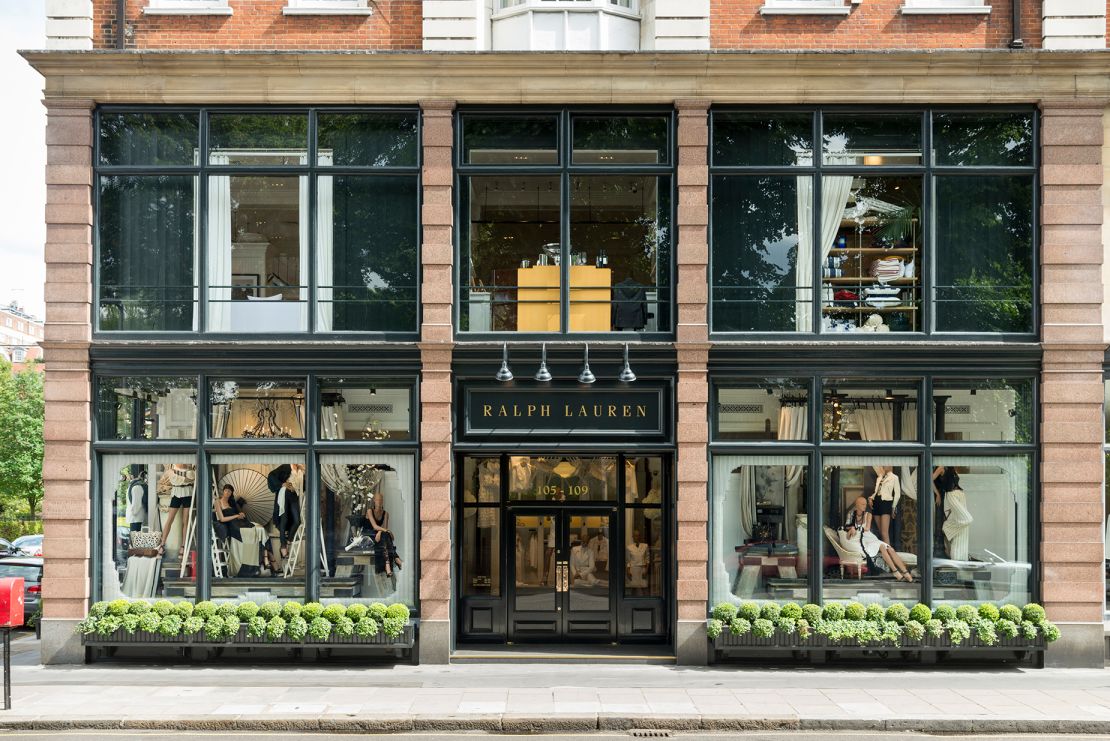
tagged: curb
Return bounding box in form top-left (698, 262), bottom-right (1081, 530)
top-left (2, 716), bottom-right (1110, 733)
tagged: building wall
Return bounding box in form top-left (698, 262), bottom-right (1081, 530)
top-left (92, 0), bottom-right (422, 50)
top-left (0, 306), bottom-right (45, 370)
top-left (710, 0), bottom-right (1041, 49)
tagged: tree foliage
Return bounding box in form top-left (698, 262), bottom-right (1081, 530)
top-left (0, 360), bottom-right (44, 518)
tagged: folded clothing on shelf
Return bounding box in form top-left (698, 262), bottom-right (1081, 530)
top-left (869, 256), bottom-right (904, 283)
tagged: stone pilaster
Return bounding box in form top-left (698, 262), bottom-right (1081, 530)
top-left (674, 99), bottom-right (710, 665)
top-left (40, 98), bottom-right (94, 665)
top-left (417, 100), bottom-right (456, 664)
top-left (1039, 102), bottom-right (1107, 667)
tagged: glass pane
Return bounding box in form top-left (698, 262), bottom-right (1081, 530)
top-left (211, 455), bottom-right (305, 601)
top-left (463, 116), bottom-right (559, 165)
top-left (821, 176), bottom-right (921, 333)
top-left (316, 112), bottom-right (418, 167)
top-left (209, 379), bottom-right (306, 440)
top-left (822, 114), bottom-right (922, 166)
top-left (934, 175), bottom-right (1033, 333)
top-left (207, 175), bottom-right (307, 332)
top-left (713, 113), bottom-right (813, 167)
top-left (821, 456), bottom-right (920, 604)
top-left (99, 457), bottom-right (194, 602)
top-left (933, 112), bottom-right (1034, 167)
top-left (99, 112), bottom-right (199, 166)
top-left (572, 116), bottom-right (668, 165)
top-left (96, 376), bottom-right (198, 440)
top-left (316, 175), bottom-right (418, 332)
top-left (569, 175), bottom-right (671, 332)
top-left (464, 507), bottom-right (501, 596)
top-left (711, 175), bottom-right (810, 332)
top-left (98, 175), bottom-right (196, 332)
top-left (625, 457), bottom-right (663, 504)
top-left (712, 455), bottom-right (809, 604)
top-left (931, 379), bottom-right (1033, 444)
top-left (931, 457), bottom-right (1032, 606)
top-left (461, 175), bottom-right (561, 332)
top-left (822, 379), bottom-right (919, 442)
top-left (568, 514), bottom-right (611, 609)
top-left (508, 456), bottom-right (617, 501)
top-left (625, 509), bottom-right (662, 597)
top-left (208, 113), bottom-right (308, 165)
top-left (514, 514), bottom-right (555, 609)
top-left (319, 382), bottom-right (412, 440)
top-left (715, 380), bottom-right (809, 441)
top-left (319, 454), bottom-right (415, 606)
top-left (463, 457), bottom-right (501, 504)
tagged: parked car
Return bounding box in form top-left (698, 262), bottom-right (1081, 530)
top-left (12, 535), bottom-right (42, 557)
top-left (0, 557), bottom-right (43, 625)
top-left (0, 540), bottom-right (21, 558)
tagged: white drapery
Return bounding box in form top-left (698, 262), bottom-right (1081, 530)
top-left (795, 164), bottom-right (854, 331)
top-left (855, 405), bottom-right (918, 500)
top-left (315, 153), bottom-right (335, 331)
top-left (206, 153), bottom-right (232, 332)
top-left (777, 404), bottom-right (808, 534)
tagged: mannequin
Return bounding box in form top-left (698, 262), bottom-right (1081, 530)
top-left (160, 463), bottom-right (195, 561)
top-left (126, 467), bottom-right (148, 533)
top-left (268, 463), bottom-right (305, 562)
top-left (868, 465), bottom-right (900, 547)
top-left (569, 539), bottom-right (600, 586)
top-left (626, 529), bottom-right (649, 591)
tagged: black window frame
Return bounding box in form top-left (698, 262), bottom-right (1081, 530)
top-left (93, 105), bottom-right (422, 340)
top-left (455, 106), bottom-right (677, 341)
top-left (708, 105), bottom-right (1039, 341)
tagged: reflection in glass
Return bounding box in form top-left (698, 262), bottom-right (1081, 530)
top-left (820, 176), bottom-right (922, 333)
top-left (316, 112), bottom-right (418, 167)
top-left (715, 381), bottom-right (808, 441)
top-left (514, 514), bottom-right (556, 610)
top-left (98, 175), bottom-right (196, 332)
top-left (822, 456), bottom-right (920, 604)
top-left (822, 114), bottom-right (922, 166)
top-left (99, 456), bottom-right (193, 601)
top-left (711, 175), bottom-right (809, 332)
top-left (569, 175), bottom-right (670, 332)
top-left (96, 376), bottom-right (198, 440)
top-left (99, 112), bottom-right (199, 167)
top-left (464, 457), bottom-right (501, 504)
top-left (210, 455), bottom-right (305, 601)
top-left (461, 175), bottom-right (561, 332)
top-left (625, 456), bottom-right (663, 504)
top-left (932, 112), bottom-right (1033, 167)
top-left (711, 455), bottom-right (809, 604)
top-left (713, 113), bottom-right (813, 167)
top-left (316, 175), bottom-right (418, 332)
top-left (931, 379), bottom-right (1033, 444)
top-left (319, 454), bottom-right (415, 605)
top-left (934, 175), bottom-right (1033, 333)
top-left (508, 456), bottom-right (617, 501)
top-left (208, 113), bottom-right (308, 166)
top-left (572, 116), bottom-right (668, 164)
top-left (568, 514), bottom-right (611, 611)
top-left (463, 457), bottom-right (501, 597)
top-left (209, 379), bottom-right (306, 439)
top-left (319, 382), bottom-right (412, 441)
top-left (625, 509), bottom-right (662, 597)
top-left (931, 456), bottom-right (1031, 606)
top-left (822, 379), bottom-right (919, 442)
top-left (207, 175), bottom-right (306, 332)
top-left (463, 116), bottom-right (559, 165)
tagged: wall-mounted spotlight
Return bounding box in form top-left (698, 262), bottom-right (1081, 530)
top-left (578, 343), bottom-right (596, 385)
top-left (534, 342), bottom-right (553, 383)
top-left (618, 343), bottom-right (636, 383)
top-left (495, 343), bottom-right (513, 382)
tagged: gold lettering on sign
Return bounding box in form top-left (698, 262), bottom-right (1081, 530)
top-left (579, 405), bottom-right (589, 417)
top-left (527, 404), bottom-right (536, 416)
top-left (622, 405), bottom-right (631, 417)
top-left (499, 405), bottom-right (509, 417)
top-left (608, 405), bottom-right (617, 417)
top-left (483, 405), bottom-right (492, 417)
top-left (637, 405), bottom-right (647, 417)
top-left (513, 405), bottom-right (522, 417)
top-left (541, 404), bottom-right (551, 417)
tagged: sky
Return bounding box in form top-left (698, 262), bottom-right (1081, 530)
top-left (0, 2), bottom-right (46, 319)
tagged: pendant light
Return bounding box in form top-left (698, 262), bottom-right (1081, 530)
top-left (534, 342), bottom-right (553, 382)
top-left (495, 343), bottom-right (513, 382)
top-left (618, 343), bottom-right (636, 383)
top-left (577, 343), bottom-right (595, 385)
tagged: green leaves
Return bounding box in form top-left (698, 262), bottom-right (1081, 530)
top-left (0, 361), bottom-right (43, 518)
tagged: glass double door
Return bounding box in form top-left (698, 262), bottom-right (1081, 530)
top-left (509, 508), bottom-right (615, 642)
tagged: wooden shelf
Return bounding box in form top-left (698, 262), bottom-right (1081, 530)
top-left (822, 277), bottom-right (917, 285)
top-left (823, 305), bottom-right (919, 314)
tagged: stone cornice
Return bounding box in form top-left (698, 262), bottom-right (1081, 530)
top-left (19, 50), bottom-right (1110, 105)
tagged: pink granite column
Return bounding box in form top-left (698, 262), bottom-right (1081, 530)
top-left (674, 99), bottom-right (711, 665)
top-left (417, 100), bottom-right (456, 663)
top-left (40, 98), bottom-right (95, 664)
top-left (1039, 102), bottom-right (1106, 668)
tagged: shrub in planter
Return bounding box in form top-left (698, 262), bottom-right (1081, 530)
top-left (729, 618), bottom-right (751, 636)
top-left (978, 604), bottom-right (1000, 622)
top-left (1041, 621), bottom-right (1061, 642)
top-left (711, 603), bottom-right (737, 623)
top-left (924, 619), bottom-right (944, 638)
top-left (933, 605), bottom-right (956, 623)
top-left (96, 616), bottom-right (122, 636)
top-left (138, 612), bottom-right (160, 633)
top-left (247, 616), bottom-right (267, 639)
top-left (76, 617), bottom-right (97, 635)
top-left (158, 615), bottom-right (182, 637)
top-left (947, 620), bottom-right (971, 645)
top-left (909, 604), bottom-right (931, 625)
top-left (302, 603), bottom-right (325, 621)
top-left (183, 616), bottom-right (205, 636)
top-left (776, 617), bottom-right (797, 635)
top-left (999, 604), bottom-right (1022, 624)
top-left (216, 603), bottom-right (237, 618)
top-left (885, 604), bottom-right (910, 625)
top-left (203, 617), bottom-right (225, 641)
top-left (759, 603), bottom-right (780, 622)
top-left (797, 618), bottom-right (811, 640)
top-left (107, 600), bottom-right (130, 617)
top-left (996, 619), bottom-right (1019, 639)
top-left (172, 601), bottom-right (194, 619)
top-left (286, 616), bottom-right (309, 641)
top-left (307, 617), bottom-right (332, 641)
top-left (259, 601), bottom-right (282, 620)
top-left (706, 619), bottom-right (723, 640)
top-left (265, 616), bottom-right (287, 641)
top-left (236, 602), bottom-right (259, 622)
top-left (334, 616), bottom-right (355, 638)
top-left (368, 603), bottom-right (388, 621)
top-left (355, 617), bottom-right (380, 638)
top-left (976, 622), bottom-right (998, 646)
top-left (843, 602), bottom-right (865, 621)
top-left (222, 616), bottom-right (242, 640)
top-left (865, 603), bottom-right (885, 622)
top-left (387, 604), bottom-right (411, 621)
top-left (346, 604), bottom-right (368, 622)
top-left (801, 604), bottom-right (822, 624)
top-left (780, 603), bottom-right (803, 620)
top-left (823, 603), bottom-right (845, 621)
top-left (152, 600), bottom-right (174, 617)
top-left (1022, 604), bottom-right (1046, 625)
top-left (322, 604), bottom-right (346, 623)
top-left (193, 601), bottom-right (217, 620)
top-left (752, 618), bottom-right (774, 638)
top-left (281, 602), bottom-right (303, 621)
top-left (128, 601), bottom-right (152, 616)
top-left (121, 614), bottom-right (141, 634)
top-left (383, 616), bottom-right (406, 639)
top-left (954, 605), bottom-right (977, 623)
top-left (903, 621), bottom-right (925, 641)
top-left (880, 621), bottom-right (902, 645)
top-left (737, 602), bottom-right (760, 622)
top-left (90, 602), bottom-right (109, 619)
top-left (1020, 620), bottom-right (1038, 640)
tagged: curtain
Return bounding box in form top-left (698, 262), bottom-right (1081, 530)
top-left (777, 405), bottom-right (808, 534)
top-left (315, 153), bottom-right (335, 331)
top-left (795, 167), bottom-right (854, 332)
top-left (206, 153), bottom-right (232, 332)
top-left (855, 406), bottom-right (894, 442)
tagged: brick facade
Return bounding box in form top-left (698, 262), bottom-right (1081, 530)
top-left (93, 0), bottom-right (421, 50)
top-left (710, 0), bottom-right (1042, 50)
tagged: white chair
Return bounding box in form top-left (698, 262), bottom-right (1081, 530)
top-left (823, 526), bottom-right (865, 580)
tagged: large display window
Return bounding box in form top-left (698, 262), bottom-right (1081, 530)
top-left (710, 108), bottom-right (1036, 337)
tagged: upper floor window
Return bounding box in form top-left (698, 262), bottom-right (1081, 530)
top-left (492, 0), bottom-right (640, 51)
top-left (710, 108), bottom-right (1035, 337)
top-left (458, 111), bottom-right (673, 336)
top-left (144, 0), bottom-right (233, 15)
top-left (95, 108), bottom-right (419, 335)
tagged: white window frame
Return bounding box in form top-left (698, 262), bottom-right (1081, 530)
top-left (900, 0), bottom-right (990, 13)
top-left (283, 0), bottom-right (373, 16)
top-left (144, 0), bottom-right (233, 16)
top-left (10, 348), bottom-right (25, 364)
top-left (759, 0), bottom-right (851, 16)
top-left (494, 0), bottom-right (639, 17)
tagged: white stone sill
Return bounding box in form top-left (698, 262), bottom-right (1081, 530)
top-left (143, 6), bottom-right (233, 15)
top-left (900, 4), bottom-right (991, 12)
top-left (759, 4), bottom-right (851, 14)
top-left (282, 7), bottom-right (373, 15)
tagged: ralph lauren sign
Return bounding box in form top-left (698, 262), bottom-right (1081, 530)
top-left (463, 386), bottom-right (667, 438)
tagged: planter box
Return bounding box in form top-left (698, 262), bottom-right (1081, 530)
top-left (82, 623), bottom-right (415, 650)
top-left (713, 629), bottom-right (1045, 658)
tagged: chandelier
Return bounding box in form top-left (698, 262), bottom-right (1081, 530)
top-left (241, 398), bottom-right (294, 439)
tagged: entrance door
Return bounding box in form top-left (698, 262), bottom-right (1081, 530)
top-left (509, 509), bottom-right (615, 642)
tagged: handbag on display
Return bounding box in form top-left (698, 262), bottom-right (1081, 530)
top-left (130, 530), bottom-right (162, 550)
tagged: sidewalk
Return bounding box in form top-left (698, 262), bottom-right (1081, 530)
top-left (5, 635), bottom-right (1110, 733)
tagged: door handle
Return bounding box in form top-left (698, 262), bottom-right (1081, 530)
top-left (556, 561), bottom-right (569, 592)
